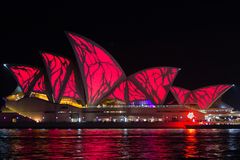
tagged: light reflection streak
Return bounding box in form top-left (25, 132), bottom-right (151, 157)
top-left (184, 129), bottom-right (199, 158)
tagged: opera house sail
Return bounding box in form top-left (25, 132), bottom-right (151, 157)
top-left (2, 32), bottom-right (234, 124)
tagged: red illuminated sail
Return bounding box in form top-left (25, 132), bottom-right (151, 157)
top-left (170, 86), bottom-right (191, 104)
top-left (131, 67), bottom-right (179, 104)
top-left (108, 80), bottom-right (147, 103)
top-left (8, 65), bottom-right (40, 93)
top-left (67, 32), bottom-right (126, 105)
top-left (171, 85), bottom-right (232, 108)
top-left (32, 75), bottom-right (46, 93)
top-left (62, 70), bottom-right (81, 99)
top-left (41, 52), bottom-right (71, 102)
top-left (193, 85), bottom-right (232, 109)
top-left (108, 81), bottom-right (126, 102)
top-left (185, 93), bottom-right (197, 104)
top-left (127, 80), bottom-right (147, 102)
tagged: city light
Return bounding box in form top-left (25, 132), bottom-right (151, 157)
top-left (187, 112), bottom-right (195, 120)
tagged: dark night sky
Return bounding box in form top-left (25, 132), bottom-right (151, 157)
top-left (1, 1), bottom-right (240, 108)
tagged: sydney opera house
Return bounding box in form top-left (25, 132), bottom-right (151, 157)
top-left (1, 32), bottom-right (239, 125)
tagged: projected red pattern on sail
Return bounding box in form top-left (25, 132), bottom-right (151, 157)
top-left (132, 67), bottom-right (179, 104)
top-left (8, 65), bottom-right (40, 93)
top-left (185, 93), bottom-right (196, 104)
top-left (193, 85), bottom-right (232, 109)
top-left (171, 85), bottom-right (232, 109)
top-left (67, 32), bottom-right (126, 105)
top-left (108, 80), bottom-right (147, 103)
top-left (62, 70), bottom-right (81, 99)
top-left (108, 81), bottom-right (126, 102)
top-left (41, 52), bottom-right (71, 102)
top-left (170, 86), bottom-right (191, 104)
top-left (127, 80), bottom-right (147, 102)
top-left (32, 74), bottom-right (46, 93)
top-left (4, 31), bottom-right (234, 111)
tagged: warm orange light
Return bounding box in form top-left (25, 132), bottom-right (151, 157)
top-left (6, 92), bottom-right (24, 101)
top-left (187, 112), bottom-right (195, 119)
top-left (60, 97), bottom-right (83, 108)
top-left (30, 92), bottom-right (49, 101)
top-left (187, 129), bottom-right (196, 134)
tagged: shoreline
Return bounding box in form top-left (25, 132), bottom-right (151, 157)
top-left (185, 124), bottom-right (240, 129)
top-left (0, 122), bottom-right (184, 129)
top-left (0, 122), bottom-right (240, 129)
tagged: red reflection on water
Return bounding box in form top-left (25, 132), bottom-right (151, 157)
top-left (8, 129), bottom-right (186, 159)
top-left (184, 129), bottom-right (199, 158)
top-left (2, 129), bottom-right (239, 159)
top-left (81, 129), bottom-right (121, 159)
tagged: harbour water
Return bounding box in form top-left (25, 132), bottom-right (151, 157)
top-left (0, 129), bottom-right (240, 159)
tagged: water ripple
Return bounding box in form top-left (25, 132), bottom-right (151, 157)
top-left (0, 129), bottom-right (240, 159)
